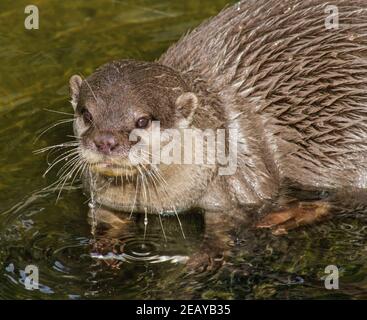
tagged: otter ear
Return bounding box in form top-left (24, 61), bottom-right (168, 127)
top-left (69, 75), bottom-right (83, 110)
top-left (175, 92), bottom-right (199, 125)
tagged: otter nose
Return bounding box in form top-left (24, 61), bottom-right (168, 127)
top-left (94, 133), bottom-right (118, 154)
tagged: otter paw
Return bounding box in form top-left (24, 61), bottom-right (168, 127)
top-left (185, 251), bottom-right (226, 273)
top-left (256, 201), bottom-right (330, 235)
top-left (91, 238), bottom-right (125, 268)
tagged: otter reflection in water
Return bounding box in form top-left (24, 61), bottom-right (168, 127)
top-left (49, 0), bottom-right (367, 268)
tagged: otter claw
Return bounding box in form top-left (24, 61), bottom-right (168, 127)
top-left (186, 251), bottom-right (226, 273)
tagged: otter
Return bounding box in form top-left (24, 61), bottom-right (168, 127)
top-left (67, 0), bottom-right (367, 266)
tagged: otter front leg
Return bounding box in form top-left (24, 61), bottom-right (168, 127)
top-left (88, 206), bottom-right (133, 238)
top-left (186, 209), bottom-right (247, 271)
top-left (256, 201), bottom-right (331, 235)
top-left (89, 207), bottom-right (133, 268)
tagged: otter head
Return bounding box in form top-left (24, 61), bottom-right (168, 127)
top-left (69, 60), bottom-right (199, 179)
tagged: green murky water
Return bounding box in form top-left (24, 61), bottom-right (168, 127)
top-left (0, 0), bottom-right (367, 299)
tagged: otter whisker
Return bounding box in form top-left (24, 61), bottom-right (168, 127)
top-left (34, 118), bottom-right (75, 143)
top-left (129, 174), bottom-right (139, 220)
top-left (54, 153), bottom-right (83, 184)
top-left (43, 108), bottom-right (74, 116)
top-left (138, 149), bottom-right (173, 206)
top-left (44, 142), bottom-right (79, 164)
top-left (56, 154), bottom-right (81, 178)
top-left (155, 181), bottom-right (186, 240)
top-left (79, 162), bottom-right (91, 182)
top-left (158, 211), bottom-right (167, 242)
top-left (172, 206), bottom-right (186, 240)
top-left (34, 141), bottom-right (79, 154)
top-left (70, 157), bottom-right (88, 187)
top-left (43, 149), bottom-right (80, 177)
top-left (56, 157), bottom-right (85, 202)
top-left (137, 150), bottom-right (186, 240)
top-left (139, 150), bottom-right (170, 188)
top-left (137, 164), bottom-right (151, 235)
top-left (136, 165), bottom-right (148, 203)
top-left (145, 168), bottom-right (169, 241)
top-left (46, 146), bottom-right (79, 166)
top-left (55, 157), bottom-right (81, 187)
top-left (137, 163), bottom-right (155, 241)
top-left (141, 152), bottom-right (186, 240)
top-left (149, 165), bottom-right (186, 240)
top-left (66, 135), bottom-right (82, 140)
top-left (40, 179), bottom-right (63, 193)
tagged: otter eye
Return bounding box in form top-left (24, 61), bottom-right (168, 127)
top-left (80, 108), bottom-right (93, 124)
top-left (136, 117), bottom-right (150, 129)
